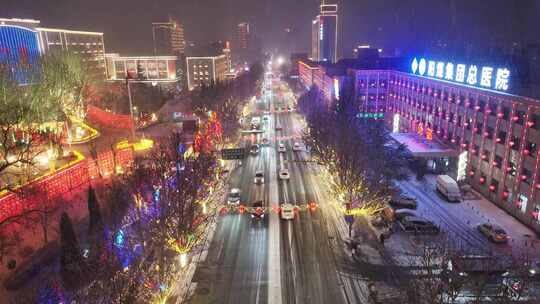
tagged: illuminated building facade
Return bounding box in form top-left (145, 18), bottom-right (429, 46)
top-left (105, 54), bottom-right (178, 85)
top-left (0, 18), bottom-right (106, 78)
top-left (152, 18), bottom-right (186, 56)
top-left (236, 22), bottom-right (250, 50)
top-left (310, 3), bottom-right (338, 62)
top-left (388, 59), bottom-right (540, 233)
top-left (299, 56), bottom-right (540, 233)
top-left (152, 18), bottom-right (186, 88)
top-left (186, 54), bottom-right (228, 90)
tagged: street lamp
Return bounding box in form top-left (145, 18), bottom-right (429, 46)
top-left (125, 76), bottom-right (136, 140)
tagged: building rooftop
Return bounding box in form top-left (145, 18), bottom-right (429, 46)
top-left (390, 133), bottom-right (457, 158)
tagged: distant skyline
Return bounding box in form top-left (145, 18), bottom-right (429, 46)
top-left (3, 0), bottom-right (540, 59)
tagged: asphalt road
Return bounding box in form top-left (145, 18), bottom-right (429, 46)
top-left (189, 78), bottom-right (385, 304)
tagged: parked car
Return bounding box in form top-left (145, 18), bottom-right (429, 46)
top-left (278, 143), bottom-right (286, 153)
top-left (227, 188), bottom-right (241, 205)
top-left (280, 203), bottom-right (295, 220)
top-left (275, 125), bottom-right (283, 131)
top-left (399, 216), bottom-right (440, 234)
top-left (250, 144), bottom-right (260, 155)
top-left (477, 223), bottom-right (510, 243)
top-left (526, 260), bottom-right (540, 277)
top-left (436, 175), bottom-right (462, 202)
top-left (394, 209), bottom-right (419, 220)
top-left (292, 142), bottom-right (302, 151)
top-left (279, 168), bottom-right (290, 180)
top-left (254, 171), bottom-right (265, 184)
top-left (390, 195), bottom-right (418, 209)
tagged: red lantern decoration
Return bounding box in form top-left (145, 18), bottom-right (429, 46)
top-left (521, 175), bottom-right (528, 181)
top-left (512, 116), bottom-right (519, 122)
top-left (509, 141), bottom-right (515, 147)
top-left (527, 121), bottom-right (535, 128)
top-left (461, 143), bottom-right (468, 148)
top-left (502, 190), bottom-right (509, 198)
top-left (497, 112), bottom-right (504, 118)
top-left (532, 211), bottom-right (539, 219)
top-left (479, 177), bottom-right (486, 184)
top-left (469, 170), bottom-right (475, 176)
top-left (489, 184), bottom-right (496, 191)
top-left (492, 161), bottom-right (498, 166)
top-left (524, 149), bottom-right (531, 156)
top-left (496, 138), bottom-right (501, 143)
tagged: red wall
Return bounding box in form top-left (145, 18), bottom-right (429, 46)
top-left (0, 148), bottom-right (134, 223)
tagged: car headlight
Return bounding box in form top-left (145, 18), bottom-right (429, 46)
top-left (529, 269), bottom-right (536, 275)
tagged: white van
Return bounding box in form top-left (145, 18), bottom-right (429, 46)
top-left (436, 175), bottom-right (462, 202)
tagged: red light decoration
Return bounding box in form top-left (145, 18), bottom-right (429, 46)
top-left (461, 143), bottom-right (468, 148)
top-left (509, 141), bottom-right (515, 147)
top-left (497, 112), bottom-right (504, 118)
top-left (469, 170), bottom-right (475, 176)
top-left (238, 205), bottom-right (246, 214)
top-left (481, 154), bottom-right (487, 160)
top-left (536, 183), bottom-right (540, 190)
top-left (527, 121), bottom-right (535, 128)
top-left (475, 106), bottom-right (481, 111)
top-left (502, 190), bottom-right (509, 198)
top-left (496, 138), bottom-right (501, 143)
top-left (471, 148), bottom-right (477, 154)
top-left (506, 167), bottom-right (512, 172)
top-left (489, 184), bottom-right (496, 191)
top-left (521, 175), bottom-right (528, 181)
top-left (512, 116), bottom-right (519, 122)
top-left (492, 161), bottom-right (498, 166)
top-left (484, 132), bottom-right (490, 137)
top-left (532, 211), bottom-right (539, 219)
top-left (479, 177), bottom-right (485, 184)
top-left (524, 149), bottom-right (531, 156)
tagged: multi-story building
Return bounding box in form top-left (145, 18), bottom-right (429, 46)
top-left (186, 54), bottom-right (228, 90)
top-left (290, 53), bottom-right (309, 77)
top-left (298, 56), bottom-right (540, 233)
top-left (152, 18), bottom-right (186, 89)
top-left (105, 54), bottom-right (179, 87)
top-left (152, 18), bottom-right (185, 56)
top-left (236, 22), bottom-right (250, 50)
top-left (310, 2), bottom-right (338, 63)
top-left (0, 17), bottom-right (106, 78)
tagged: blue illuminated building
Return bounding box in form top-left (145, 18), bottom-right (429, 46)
top-left (0, 17), bottom-right (107, 80)
top-left (0, 24), bottom-right (41, 82)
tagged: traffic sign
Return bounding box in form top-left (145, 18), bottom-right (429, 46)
top-left (221, 148), bottom-right (245, 160)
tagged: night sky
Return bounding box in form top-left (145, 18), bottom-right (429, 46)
top-left (3, 0), bottom-right (540, 58)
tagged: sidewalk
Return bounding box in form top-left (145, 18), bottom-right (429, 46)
top-left (413, 175), bottom-right (540, 260)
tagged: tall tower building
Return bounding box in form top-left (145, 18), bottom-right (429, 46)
top-left (236, 22), bottom-right (250, 50)
top-left (152, 17), bottom-right (186, 56)
top-left (311, 1), bottom-right (338, 62)
top-left (152, 17), bottom-right (186, 88)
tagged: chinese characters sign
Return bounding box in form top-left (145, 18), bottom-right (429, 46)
top-left (410, 57), bottom-right (511, 92)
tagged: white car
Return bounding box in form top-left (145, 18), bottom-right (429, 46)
top-left (227, 188), bottom-right (241, 205)
top-left (292, 142), bottom-right (302, 151)
top-left (281, 203), bottom-right (295, 220)
top-left (278, 143), bottom-right (286, 153)
top-left (254, 171), bottom-right (265, 184)
top-left (279, 168), bottom-right (290, 180)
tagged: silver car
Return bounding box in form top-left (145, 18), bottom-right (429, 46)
top-left (254, 171), bottom-right (264, 184)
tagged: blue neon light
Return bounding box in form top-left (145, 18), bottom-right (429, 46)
top-left (0, 25), bottom-right (42, 83)
top-left (410, 57), bottom-right (511, 92)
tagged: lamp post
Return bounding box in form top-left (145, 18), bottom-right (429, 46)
top-left (126, 77), bottom-right (135, 140)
